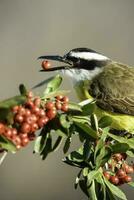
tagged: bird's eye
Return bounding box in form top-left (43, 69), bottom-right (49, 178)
top-left (70, 57), bottom-right (80, 65)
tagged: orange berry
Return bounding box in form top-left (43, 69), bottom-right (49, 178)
top-left (61, 103), bottom-right (69, 112)
top-left (62, 96), bottom-right (69, 103)
top-left (46, 109), bottom-right (57, 120)
top-left (41, 60), bottom-right (51, 70)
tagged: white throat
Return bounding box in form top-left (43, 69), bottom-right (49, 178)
top-left (61, 67), bottom-right (103, 85)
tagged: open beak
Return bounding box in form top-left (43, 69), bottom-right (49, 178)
top-left (38, 55), bottom-right (72, 71)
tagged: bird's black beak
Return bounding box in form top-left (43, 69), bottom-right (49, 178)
top-left (38, 55), bottom-right (72, 71)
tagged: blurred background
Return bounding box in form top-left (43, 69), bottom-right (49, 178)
top-left (0, 0), bottom-right (134, 199)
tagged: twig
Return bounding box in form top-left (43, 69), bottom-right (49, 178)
top-left (0, 151), bottom-right (8, 165)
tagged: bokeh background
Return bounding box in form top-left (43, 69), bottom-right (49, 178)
top-left (0, 0), bottom-right (134, 199)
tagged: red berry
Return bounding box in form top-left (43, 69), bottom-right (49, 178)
top-left (15, 114), bottom-right (24, 123)
top-left (45, 101), bottom-right (55, 110)
top-left (123, 175), bottom-right (132, 183)
top-left (19, 133), bottom-right (28, 139)
top-left (62, 96), bottom-right (69, 103)
top-left (110, 175), bottom-right (119, 185)
top-left (27, 91), bottom-right (33, 99)
top-left (116, 169), bottom-right (126, 178)
top-left (0, 123), bottom-right (5, 134)
top-left (38, 109), bottom-right (46, 117)
top-left (12, 135), bottom-right (21, 145)
top-left (122, 163), bottom-right (129, 172)
top-left (11, 128), bottom-right (18, 136)
top-left (31, 123), bottom-right (38, 132)
top-left (55, 101), bottom-right (62, 110)
top-left (103, 171), bottom-right (110, 180)
top-left (56, 95), bottom-right (63, 101)
top-left (41, 60), bottom-right (51, 70)
top-left (4, 128), bottom-right (13, 139)
top-left (113, 153), bottom-right (122, 161)
top-left (61, 103), bottom-right (69, 112)
top-left (18, 106), bottom-right (26, 115)
top-left (12, 105), bottom-right (19, 113)
top-left (21, 137), bottom-right (29, 146)
top-left (37, 116), bottom-right (49, 127)
top-left (20, 123), bottom-right (31, 133)
top-left (126, 166), bottom-right (134, 174)
top-left (24, 109), bottom-right (31, 117)
top-left (34, 97), bottom-right (41, 107)
top-left (24, 114), bottom-right (37, 124)
top-left (25, 100), bottom-right (34, 109)
top-left (16, 144), bottom-right (21, 150)
top-left (31, 106), bottom-right (40, 115)
top-left (46, 109), bottom-right (57, 120)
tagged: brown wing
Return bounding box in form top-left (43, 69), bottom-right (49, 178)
top-left (89, 62), bottom-right (134, 115)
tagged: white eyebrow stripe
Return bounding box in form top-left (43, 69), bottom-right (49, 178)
top-left (70, 52), bottom-right (109, 61)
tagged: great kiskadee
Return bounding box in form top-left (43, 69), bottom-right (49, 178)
top-left (38, 48), bottom-right (134, 132)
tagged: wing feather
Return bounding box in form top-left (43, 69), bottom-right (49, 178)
top-left (89, 62), bottom-right (134, 115)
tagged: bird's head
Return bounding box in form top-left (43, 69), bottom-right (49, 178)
top-left (38, 48), bottom-right (111, 81)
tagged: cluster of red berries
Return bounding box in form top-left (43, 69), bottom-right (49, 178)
top-left (103, 153), bottom-right (133, 185)
top-left (0, 92), bottom-right (69, 151)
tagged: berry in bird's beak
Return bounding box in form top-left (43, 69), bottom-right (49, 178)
top-left (38, 55), bottom-right (73, 72)
top-left (41, 60), bottom-right (52, 70)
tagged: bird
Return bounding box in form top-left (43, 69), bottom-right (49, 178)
top-left (38, 48), bottom-right (134, 133)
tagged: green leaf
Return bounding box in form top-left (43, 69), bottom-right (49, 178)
top-left (128, 182), bottom-right (134, 187)
top-left (63, 136), bottom-right (71, 154)
top-left (52, 136), bottom-right (63, 151)
top-left (111, 143), bottom-right (129, 153)
top-left (41, 134), bottom-right (52, 160)
top-left (62, 156), bottom-right (86, 168)
top-left (94, 139), bottom-right (105, 160)
top-left (108, 133), bottom-right (134, 149)
top-left (32, 76), bottom-right (55, 89)
top-left (83, 167), bottom-right (89, 177)
top-left (0, 135), bottom-right (16, 152)
top-left (94, 128), bottom-right (109, 161)
top-left (127, 138), bottom-right (134, 149)
top-left (87, 180), bottom-right (98, 200)
top-left (98, 116), bottom-right (112, 128)
top-left (0, 95), bottom-right (26, 109)
top-left (95, 146), bottom-right (111, 169)
top-left (74, 122), bottom-right (98, 139)
top-left (19, 84), bottom-right (27, 96)
top-left (43, 75), bottom-right (62, 96)
top-left (95, 174), bottom-right (106, 200)
top-left (69, 151), bottom-right (83, 162)
top-left (79, 179), bottom-right (89, 197)
top-left (106, 187), bottom-right (118, 200)
top-left (68, 102), bottom-right (82, 112)
top-left (0, 108), bottom-right (14, 124)
top-left (59, 114), bottom-right (71, 129)
top-left (90, 114), bottom-right (98, 131)
top-left (82, 102), bottom-right (95, 115)
top-left (87, 170), bottom-right (100, 182)
top-left (126, 149), bottom-right (134, 157)
top-left (34, 133), bottom-right (47, 153)
top-left (83, 140), bottom-right (92, 160)
top-left (74, 169), bottom-right (82, 189)
top-left (103, 176), bottom-right (127, 200)
top-left (72, 115), bottom-right (90, 124)
top-left (42, 90), bottom-right (70, 99)
top-left (55, 129), bottom-right (67, 137)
